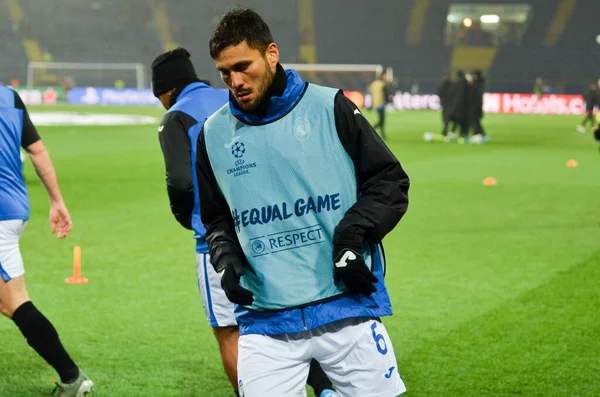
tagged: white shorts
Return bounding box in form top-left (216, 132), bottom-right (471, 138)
top-left (195, 253), bottom-right (237, 328)
top-left (0, 220), bottom-right (27, 282)
top-left (238, 317), bottom-right (406, 397)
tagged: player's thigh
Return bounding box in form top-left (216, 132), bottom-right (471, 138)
top-left (238, 333), bottom-right (310, 397)
top-left (195, 253), bottom-right (237, 328)
top-left (314, 318), bottom-right (406, 397)
top-left (0, 220), bottom-right (29, 317)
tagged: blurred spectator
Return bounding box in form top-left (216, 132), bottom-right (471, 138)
top-left (61, 76), bottom-right (75, 94)
top-left (437, 74), bottom-right (454, 137)
top-left (533, 77), bottom-right (544, 100)
top-left (369, 71), bottom-right (389, 139)
top-left (469, 70), bottom-right (487, 140)
top-left (448, 70), bottom-right (470, 142)
top-left (42, 51), bottom-right (53, 63)
top-left (576, 81), bottom-right (599, 133)
top-left (410, 80), bottom-right (419, 94)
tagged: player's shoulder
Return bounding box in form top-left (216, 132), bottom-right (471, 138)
top-left (0, 85), bottom-right (16, 108)
top-left (305, 83), bottom-right (340, 102)
top-left (160, 109), bottom-right (197, 133)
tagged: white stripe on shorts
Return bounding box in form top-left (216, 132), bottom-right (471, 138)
top-left (195, 253), bottom-right (237, 328)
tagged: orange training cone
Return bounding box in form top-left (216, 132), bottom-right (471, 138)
top-left (66, 245), bottom-right (89, 284)
top-left (483, 177), bottom-right (497, 186)
top-left (566, 159), bottom-right (578, 168)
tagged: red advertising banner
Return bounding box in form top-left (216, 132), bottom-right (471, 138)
top-left (482, 93), bottom-right (585, 115)
top-left (352, 91), bottom-right (587, 115)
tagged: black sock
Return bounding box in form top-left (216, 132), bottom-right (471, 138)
top-left (12, 301), bottom-right (79, 383)
top-left (307, 359), bottom-right (333, 396)
top-left (234, 391), bottom-right (239, 397)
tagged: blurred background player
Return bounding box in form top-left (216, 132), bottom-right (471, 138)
top-left (152, 47), bottom-right (239, 394)
top-left (469, 70), bottom-right (488, 143)
top-left (576, 81), bottom-right (599, 133)
top-left (369, 71), bottom-right (389, 139)
top-left (448, 70), bottom-right (471, 143)
top-left (437, 73), bottom-right (456, 140)
top-left (0, 84), bottom-right (93, 397)
top-left (152, 48), bottom-right (336, 397)
top-left (533, 77), bottom-right (544, 101)
top-left (593, 109), bottom-right (600, 150)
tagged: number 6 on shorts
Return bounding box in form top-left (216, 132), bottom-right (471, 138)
top-left (371, 321), bottom-right (388, 355)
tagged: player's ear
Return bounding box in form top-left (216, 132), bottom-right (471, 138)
top-left (265, 43), bottom-right (279, 71)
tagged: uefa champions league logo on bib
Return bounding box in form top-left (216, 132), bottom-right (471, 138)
top-left (231, 142), bottom-right (246, 158)
top-left (226, 140), bottom-right (257, 177)
top-left (294, 117), bottom-right (311, 141)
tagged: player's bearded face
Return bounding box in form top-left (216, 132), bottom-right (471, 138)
top-left (216, 41), bottom-right (279, 112)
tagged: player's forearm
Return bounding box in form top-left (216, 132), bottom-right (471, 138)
top-left (205, 220), bottom-right (246, 271)
top-left (167, 186), bottom-right (194, 229)
top-left (27, 143), bottom-right (64, 203)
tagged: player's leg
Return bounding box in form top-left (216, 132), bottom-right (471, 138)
top-left (578, 110), bottom-right (594, 132)
top-left (441, 110), bottom-right (449, 136)
top-left (584, 110), bottom-right (592, 126)
top-left (196, 253), bottom-right (239, 391)
top-left (458, 119), bottom-right (470, 144)
top-left (450, 120), bottom-right (457, 134)
top-left (471, 118), bottom-right (481, 137)
top-left (213, 326), bottom-right (239, 391)
top-left (313, 317), bottom-right (406, 397)
top-left (0, 220), bottom-right (92, 395)
top-left (479, 115), bottom-right (487, 136)
top-left (373, 107), bottom-right (382, 130)
top-left (307, 358), bottom-right (336, 397)
top-left (237, 332), bottom-right (311, 396)
top-left (379, 107), bottom-right (386, 139)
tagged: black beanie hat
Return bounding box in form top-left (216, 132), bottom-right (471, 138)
top-left (151, 48), bottom-right (199, 97)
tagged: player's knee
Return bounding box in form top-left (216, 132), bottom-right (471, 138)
top-left (0, 299), bottom-right (15, 318)
top-left (0, 284), bottom-right (30, 319)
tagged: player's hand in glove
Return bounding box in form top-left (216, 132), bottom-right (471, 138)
top-left (216, 254), bottom-right (254, 306)
top-left (333, 248), bottom-right (378, 295)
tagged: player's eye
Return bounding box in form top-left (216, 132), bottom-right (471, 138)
top-left (233, 62), bottom-right (251, 72)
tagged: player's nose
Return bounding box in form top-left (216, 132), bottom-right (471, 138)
top-left (230, 72), bottom-right (245, 89)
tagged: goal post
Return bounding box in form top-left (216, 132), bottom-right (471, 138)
top-left (27, 62), bottom-right (146, 90)
top-left (281, 63), bottom-right (393, 92)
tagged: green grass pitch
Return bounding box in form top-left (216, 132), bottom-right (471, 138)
top-left (0, 106), bottom-right (598, 396)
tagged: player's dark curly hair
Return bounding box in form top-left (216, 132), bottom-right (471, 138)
top-left (209, 8), bottom-right (274, 59)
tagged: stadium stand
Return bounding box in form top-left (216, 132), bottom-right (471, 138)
top-left (14, 1), bottom-right (160, 74)
top-left (1, 0), bottom-right (598, 93)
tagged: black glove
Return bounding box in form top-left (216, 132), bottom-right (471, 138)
top-left (333, 248), bottom-right (378, 295)
top-left (215, 254), bottom-right (254, 306)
